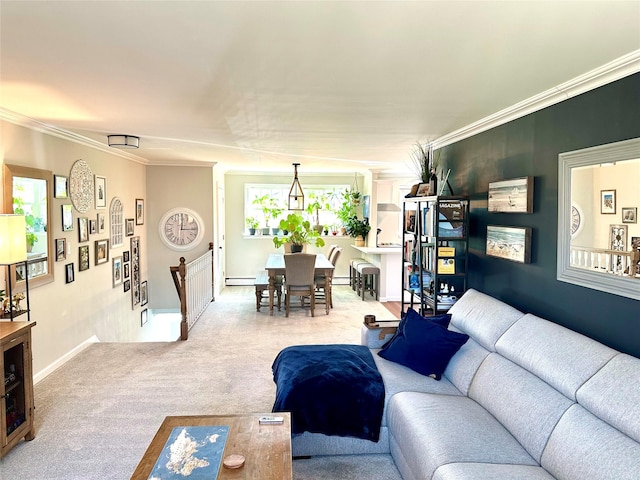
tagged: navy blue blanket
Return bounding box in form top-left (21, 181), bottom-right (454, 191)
top-left (271, 344), bottom-right (385, 442)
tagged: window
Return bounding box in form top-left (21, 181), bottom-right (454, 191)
top-left (244, 184), bottom-right (348, 234)
top-left (110, 197), bottom-right (124, 247)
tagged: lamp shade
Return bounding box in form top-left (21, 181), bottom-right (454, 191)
top-left (288, 163), bottom-right (305, 210)
top-left (0, 214), bottom-right (27, 264)
top-left (107, 135), bottom-right (139, 148)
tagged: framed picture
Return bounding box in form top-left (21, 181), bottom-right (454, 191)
top-left (89, 219), bottom-right (97, 234)
top-left (126, 218), bottom-right (135, 236)
top-left (78, 217), bottom-right (89, 242)
top-left (622, 207), bottom-right (637, 224)
top-left (415, 183), bottom-right (430, 197)
top-left (486, 225), bottom-right (532, 264)
top-left (95, 239), bottom-right (109, 265)
top-left (135, 198), bottom-right (144, 225)
top-left (78, 245), bottom-right (90, 271)
top-left (123, 250), bottom-right (130, 263)
top-left (124, 263), bottom-right (130, 279)
top-left (54, 175), bottom-right (68, 198)
top-left (94, 175), bottom-right (106, 209)
top-left (65, 263), bottom-right (75, 284)
top-left (362, 195), bottom-right (370, 220)
top-left (488, 176), bottom-right (534, 213)
top-left (55, 238), bottom-right (66, 261)
top-left (141, 308), bottom-right (148, 326)
top-left (610, 224), bottom-right (627, 251)
top-left (601, 189), bottom-right (616, 214)
top-left (62, 204), bottom-right (74, 231)
top-left (112, 256), bottom-right (123, 287)
top-left (404, 209), bottom-right (416, 232)
top-left (141, 281), bottom-right (148, 306)
top-left (123, 279), bottom-right (131, 292)
top-left (97, 213), bottom-right (106, 233)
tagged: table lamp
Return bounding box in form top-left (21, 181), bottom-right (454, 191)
top-left (0, 214), bottom-right (27, 265)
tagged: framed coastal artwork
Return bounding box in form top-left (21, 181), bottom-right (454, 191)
top-left (488, 177), bottom-right (533, 213)
top-left (486, 225), bottom-right (532, 264)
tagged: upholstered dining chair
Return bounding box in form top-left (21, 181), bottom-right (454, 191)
top-left (283, 253), bottom-right (317, 317)
top-left (315, 247), bottom-right (342, 308)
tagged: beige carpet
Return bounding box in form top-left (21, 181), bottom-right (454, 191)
top-left (0, 285), bottom-right (402, 479)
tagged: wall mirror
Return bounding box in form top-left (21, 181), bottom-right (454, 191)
top-left (557, 138), bottom-right (640, 300)
top-left (3, 164), bottom-right (54, 288)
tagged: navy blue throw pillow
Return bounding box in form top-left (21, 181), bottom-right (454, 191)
top-left (378, 308), bottom-right (468, 380)
top-left (381, 308), bottom-right (451, 349)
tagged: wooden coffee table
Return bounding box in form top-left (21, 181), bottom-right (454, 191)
top-left (130, 413), bottom-right (292, 479)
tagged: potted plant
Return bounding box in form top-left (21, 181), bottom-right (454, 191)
top-left (306, 193), bottom-right (330, 234)
top-left (245, 216), bottom-right (259, 235)
top-left (273, 213), bottom-right (326, 252)
top-left (13, 195), bottom-right (39, 252)
top-left (344, 215), bottom-right (371, 246)
top-left (269, 205), bottom-right (285, 235)
top-left (252, 194), bottom-right (280, 235)
top-left (410, 141), bottom-right (440, 195)
top-left (336, 189), bottom-right (358, 234)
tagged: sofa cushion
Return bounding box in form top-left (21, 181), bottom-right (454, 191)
top-left (448, 289), bottom-right (525, 351)
top-left (378, 310), bottom-right (469, 379)
top-left (541, 404), bottom-right (640, 480)
top-left (442, 335), bottom-right (491, 396)
top-left (576, 353), bottom-right (640, 443)
top-left (468, 353), bottom-right (573, 462)
top-left (433, 463), bottom-right (556, 480)
top-left (381, 308), bottom-right (451, 349)
top-left (388, 391), bottom-right (538, 480)
top-left (496, 314), bottom-right (617, 400)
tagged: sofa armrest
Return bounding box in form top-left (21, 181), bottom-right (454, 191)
top-left (361, 321), bottom-right (399, 349)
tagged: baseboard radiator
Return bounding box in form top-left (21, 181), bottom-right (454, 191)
top-left (170, 243), bottom-right (214, 340)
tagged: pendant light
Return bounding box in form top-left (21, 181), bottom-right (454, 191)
top-left (288, 163), bottom-right (305, 210)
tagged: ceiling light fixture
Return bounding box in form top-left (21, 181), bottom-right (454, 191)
top-left (107, 135), bottom-right (140, 149)
top-left (288, 163), bottom-right (305, 210)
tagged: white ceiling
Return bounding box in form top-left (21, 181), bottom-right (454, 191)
top-left (1, 1), bottom-right (639, 174)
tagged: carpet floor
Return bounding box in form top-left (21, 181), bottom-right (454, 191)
top-left (0, 285), bottom-right (402, 479)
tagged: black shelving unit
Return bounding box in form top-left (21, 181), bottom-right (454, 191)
top-left (401, 195), bottom-right (469, 317)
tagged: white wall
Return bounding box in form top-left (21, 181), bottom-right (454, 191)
top-left (1, 120), bottom-right (148, 376)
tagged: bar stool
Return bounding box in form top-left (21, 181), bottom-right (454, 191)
top-left (350, 258), bottom-right (367, 291)
top-left (356, 262), bottom-right (380, 301)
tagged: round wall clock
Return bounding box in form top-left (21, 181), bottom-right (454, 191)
top-left (158, 207), bottom-right (205, 251)
top-left (571, 203), bottom-right (583, 238)
top-left (69, 159), bottom-right (94, 213)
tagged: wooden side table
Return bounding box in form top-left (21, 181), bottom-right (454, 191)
top-left (1, 321), bottom-right (36, 458)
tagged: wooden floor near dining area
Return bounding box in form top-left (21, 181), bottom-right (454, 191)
top-left (381, 301), bottom-right (402, 320)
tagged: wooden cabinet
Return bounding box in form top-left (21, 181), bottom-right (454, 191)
top-left (1, 321), bottom-right (36, 458)
top-left (402, 196), bottom-right (469, 316)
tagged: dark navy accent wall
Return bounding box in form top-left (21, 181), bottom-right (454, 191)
top-left (439, 73), bottom-right (640, 357)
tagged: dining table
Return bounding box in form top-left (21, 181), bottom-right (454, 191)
top-left (265, 253), bottom-right (335, 315)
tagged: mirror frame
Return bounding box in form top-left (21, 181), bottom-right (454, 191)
top-left (3, 163), bottom-right (55, 288)
top-left (557, 137), bottom-right (640, 300)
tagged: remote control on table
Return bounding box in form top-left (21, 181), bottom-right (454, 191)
top-left (259, 416), bottom-right (284, 424)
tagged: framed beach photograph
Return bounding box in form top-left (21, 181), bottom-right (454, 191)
top-left (78, 217), bottom-right (89, 242)
top-left (79, 245), bottom-right (90, 271)
top-left (488, 176), bottom-right (534, 213)
top-left (415, 183), bottom-right (430, 197)
top-left (486, 225), bottom-right (532, 264)
top-left (135, 198), bottom-right (144, 225)
top-left (94, 239), bottom-right (109, 265)
top-left (112, 256), bottom-right (123, 287)
top-left (54, 175), bottom-right (69, 198)
top-left (601, 189), bottom-right (616, 214)
top-left (55, 238), bottom-right (67, 261)
top-left (622, 207), bottom-right (637, 224)
top-left (65, 263), bottom-right (75, 284)
top-left (126, 218), bottom-right (135, 236)
top-left (141, 280), bottom-right (148, 306)
top-left (94, 175), bottom-right (106, 209)
top-left (62, 204), bottom-right (74, 231)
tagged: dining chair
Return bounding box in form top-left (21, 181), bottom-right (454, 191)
top-left (315, 247), bottom-right (342, 309)
top-left (283, 253), bottom-right (317, 317)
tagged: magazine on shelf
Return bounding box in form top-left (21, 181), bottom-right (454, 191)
top-left (437, 258), bottom-right (455, 274)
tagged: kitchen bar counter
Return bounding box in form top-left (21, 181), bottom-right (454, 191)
top-left (352, 245), bottom-right (402, 301)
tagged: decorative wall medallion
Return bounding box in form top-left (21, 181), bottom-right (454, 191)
top-left (69, 159), bottom-right (94, 213)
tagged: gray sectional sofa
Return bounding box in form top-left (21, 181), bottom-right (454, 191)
top-left (292, 288), bottom-right (640, 480)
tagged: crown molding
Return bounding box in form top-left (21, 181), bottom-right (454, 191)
top-left (432, 50), bottom-right (640, 149)
top-left (0, 108), bottom-right (149, 165)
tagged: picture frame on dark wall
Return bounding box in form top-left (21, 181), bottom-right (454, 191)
top-left (486, 225), bottom-right (532, 264)
top-left (601, 189), bottom-right (616, 214)
top-left (488, 176), bottom-right (534, 213)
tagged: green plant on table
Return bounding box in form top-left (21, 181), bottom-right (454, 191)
top-left (344, 215), bottom-right (371, 238)
top-left (273, 213), bottom-right (325, 249)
